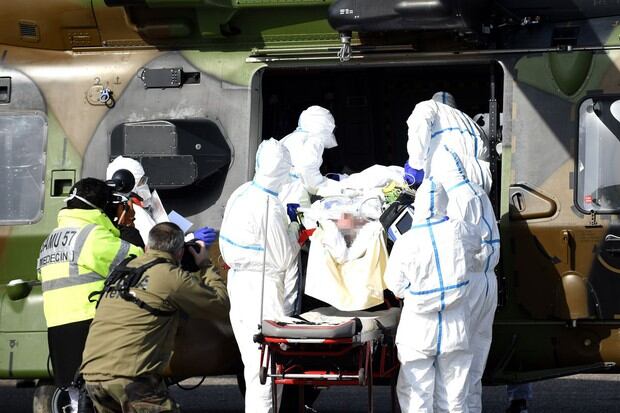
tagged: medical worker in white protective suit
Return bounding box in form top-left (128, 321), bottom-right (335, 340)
top-left (220, 139), bottom-right (300, 413)
top-left (279, 106), bottom-right (337, 316)
top-left (107, 156), bottom-right (218, 248)
top-left (279, 105), bottom-right (338, 208)
top-left (405, 91), bottom-right (492, 194)
top-left (385, 178), bottom-right (483, 413)
top-left (431, 145), bottom-right (500, 413)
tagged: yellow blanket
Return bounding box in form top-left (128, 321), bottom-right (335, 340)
top-left (305, 221), bottom-right (388, 311)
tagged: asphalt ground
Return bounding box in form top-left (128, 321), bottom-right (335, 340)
top-left (2, 374), bottom-right (620, 412)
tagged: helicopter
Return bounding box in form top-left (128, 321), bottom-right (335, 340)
top-left (2, 0), bottom-right (620, 411)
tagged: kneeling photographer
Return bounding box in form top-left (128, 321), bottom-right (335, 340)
top-left (80, 222), bottom-right (230, 413)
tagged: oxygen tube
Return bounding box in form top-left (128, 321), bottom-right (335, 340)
top-left (258, 195), bottom-right (270, 332)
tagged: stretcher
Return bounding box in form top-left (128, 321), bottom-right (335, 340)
top-left (257, 305), bottom-right (401, 413)
top-left (256, 183), bottom-right (413, 412)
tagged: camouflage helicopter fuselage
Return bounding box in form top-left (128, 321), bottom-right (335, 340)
top-left (2, 0), bottom-right (620, 386)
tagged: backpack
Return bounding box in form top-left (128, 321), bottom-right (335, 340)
top-left (89, 255), bottom-right (175, 317)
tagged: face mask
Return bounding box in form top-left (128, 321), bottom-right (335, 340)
top-left (65, 188), bottom-right (116, 221)
top-left (134, 184), bottom-right (152, 208)
top-left (64, 189), bottom-right (100, 210)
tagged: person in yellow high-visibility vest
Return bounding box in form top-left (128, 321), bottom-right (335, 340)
top-left (37, 177), bottom-right (143, 412)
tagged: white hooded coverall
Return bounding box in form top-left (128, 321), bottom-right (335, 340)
top-left (279, 105), bottom-right (337, 208)
top-left (431, 145), bottom-right (500, 413)
top-left (220, 139), bottom-right (300, 413)
top-left (278, 106), bottom-right (337, 315)
top-left (106, 156), bottom-right (156, 244)
top-left (385, 178), bottom-right (482, 413)
top-left (406, 93), bottom-right (493, 194)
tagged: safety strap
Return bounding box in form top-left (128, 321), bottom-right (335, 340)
top-left (88, 255), bottom-right (176, 317)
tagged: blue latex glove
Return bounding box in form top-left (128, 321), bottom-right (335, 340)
top-left (193, 226), bottom-right (217, 247)
top-left (404, 161), bottom-right (424, 187)
top-left (286, 203), bottom-right (300, 223)
top-left (325, 173), bottom-right (341, 181)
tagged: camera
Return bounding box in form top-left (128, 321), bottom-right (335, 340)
top-left (104, 169), bottom-right (136, 226)
top-left (106, 169), bottom-right (135, 194)
top-left (181, 241), bottom-right (204, 272)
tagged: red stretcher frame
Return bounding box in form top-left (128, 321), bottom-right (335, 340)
top-left (257, 330), bottom-right (400, 413)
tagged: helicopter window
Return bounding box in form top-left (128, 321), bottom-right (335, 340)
top-left (0, 112), bottom-right (47, 224)
top-left (577, 97), bottom-right (620, 213)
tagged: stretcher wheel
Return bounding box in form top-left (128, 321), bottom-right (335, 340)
top-left (259, 366), bottom-right (268, 385)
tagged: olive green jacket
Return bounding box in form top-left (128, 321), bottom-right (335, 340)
top-left (80, 249), bottom-right (229, 381)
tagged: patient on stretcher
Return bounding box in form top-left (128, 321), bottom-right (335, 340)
top-left (264, 164), bottom-right (411, 337)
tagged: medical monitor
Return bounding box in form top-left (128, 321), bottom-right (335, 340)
top-left (387, 207), bottom-right (414, 242)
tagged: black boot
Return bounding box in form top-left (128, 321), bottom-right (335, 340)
top-left (506, 399), bottom-right (529, 413)
top-left (73, 373), bottom-right (95, 413)
top-left (77, 385), bottom-right (94, 413)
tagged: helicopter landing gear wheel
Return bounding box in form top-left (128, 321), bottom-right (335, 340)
top-left (33, 380), bottom-right (72, 413)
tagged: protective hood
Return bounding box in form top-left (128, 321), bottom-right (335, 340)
top-left (429, 145), bottom-right (468, 189)
top-left (432, 91), bottom-right (457, 108)
top-left (412, 178), bottom-right (448, 220)
top-left (298, 105), bottom-right (337, 149)
top-left (106, 156), bottom-right (151, 206)
top-left (253, 138), bottom-right (292, 195)
top-left (106, 156), bottom-right (145, 185)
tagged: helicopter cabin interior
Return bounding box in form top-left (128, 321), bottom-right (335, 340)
top-left (259, 62), bottom-right (504, 211)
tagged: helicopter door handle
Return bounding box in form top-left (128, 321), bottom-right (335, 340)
top-left (511, 192), bottom-right (525, 212)
top-left (562, 230), bottom-right (575, 271)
